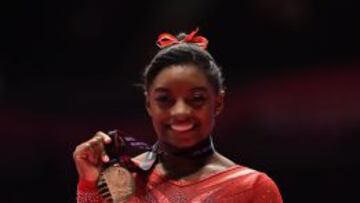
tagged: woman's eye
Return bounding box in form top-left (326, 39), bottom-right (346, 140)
top-left (155, 95), bottom-right (172, 103)
top-left (189, 95), bottom-right (206, 106)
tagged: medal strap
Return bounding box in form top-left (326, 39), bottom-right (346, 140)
top-left (138, 137), bottom-right (215, 171)
top-left (106, 130), bottom-right (215, 172)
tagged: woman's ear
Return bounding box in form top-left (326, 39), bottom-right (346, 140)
top-left (215, 90), bottom-right (225, 116)
top-left (144, 91), bottom-right (152, 117)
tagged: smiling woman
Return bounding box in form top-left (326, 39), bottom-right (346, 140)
top-left (145, 63), bottom-right (222, 149)
top-left (73, 28), bottom-right (283, 202)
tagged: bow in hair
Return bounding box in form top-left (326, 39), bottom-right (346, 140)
top-left (156, 27), bottom-right (208, 49)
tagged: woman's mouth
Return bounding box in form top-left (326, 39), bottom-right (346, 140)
top-left (170, 123), bottom-right (194, 132)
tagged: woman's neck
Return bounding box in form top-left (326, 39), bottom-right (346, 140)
top-left (158, 137), bottom-right (214, 156)
top-left (155, 137), bottom-right (215, 179)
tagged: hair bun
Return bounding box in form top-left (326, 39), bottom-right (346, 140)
top-left (156, 27), bottom-right (208, 49)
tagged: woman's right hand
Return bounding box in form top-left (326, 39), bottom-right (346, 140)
top-left (73, 131), bottom-right (112, 182)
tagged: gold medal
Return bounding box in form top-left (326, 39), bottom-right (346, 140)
top-left (97, 164), bottom-right (135, 203)
top-left (97, 129), bottom-right (154, 202)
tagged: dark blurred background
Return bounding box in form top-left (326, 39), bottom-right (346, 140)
top-left (1, 0), bottom-right (359, 202)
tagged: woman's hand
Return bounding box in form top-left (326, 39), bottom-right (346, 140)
top-left (73, 131), bottom-right (112, 182)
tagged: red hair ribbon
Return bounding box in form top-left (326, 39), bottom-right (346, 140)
top-left (156, 27), bottom-right (208, 49)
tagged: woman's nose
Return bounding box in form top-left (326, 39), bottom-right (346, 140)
top-left (170, 100), bottom-right (192, 118)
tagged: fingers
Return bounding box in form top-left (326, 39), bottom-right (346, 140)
top-left (94, 131), bottom-right (112, 144)
top-left (73, 131), bottom-right (112, 166)
top-left (89, 131), bottom-right (112, 164)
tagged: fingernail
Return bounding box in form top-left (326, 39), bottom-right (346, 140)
top-left (105, 137), bottom-right (111, 143)
top-left (103, 155), bottom-right (109, 163)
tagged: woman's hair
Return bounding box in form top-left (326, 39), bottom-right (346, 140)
top-left (142, 33), bottom-right (224, 93)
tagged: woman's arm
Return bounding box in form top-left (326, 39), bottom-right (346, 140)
top-left (77, 179), bottom-right (105, 203)
top-left (73, 131), bottom-right (112, 203)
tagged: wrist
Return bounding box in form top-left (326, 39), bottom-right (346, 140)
top-left (78, 179), bottom-right (98, 191)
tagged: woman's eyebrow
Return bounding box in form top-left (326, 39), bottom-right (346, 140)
top-left (191, 87), bottom-right (208, 92)
top-left (153, 87), bottom-right (208, 93)
top-left (153, 87), bottom-right (169, 92)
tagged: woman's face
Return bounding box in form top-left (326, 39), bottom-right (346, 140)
top-left (145, 64), bottom-right (224, 149)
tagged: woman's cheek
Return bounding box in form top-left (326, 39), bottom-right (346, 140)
top-left (152, 111), bottom-right (168, 133)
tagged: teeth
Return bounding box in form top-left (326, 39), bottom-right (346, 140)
top-left (171, 123), bottom-right (194, 132)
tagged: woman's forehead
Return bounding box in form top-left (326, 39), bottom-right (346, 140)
top-left (153, 86), bottom-right (209, 94)
top-left (151, 64), bottom-right (210, 87)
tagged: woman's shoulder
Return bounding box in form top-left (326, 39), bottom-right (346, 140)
top-left (223, 164), bottom-right (276, 188)
top-left (216, 164), bottom-right (283, 202)
top-left (209, 153), bottom-right (281, 192)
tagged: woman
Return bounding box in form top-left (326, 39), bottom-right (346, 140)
top-left (73, 28), bottom-right (283, 202)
